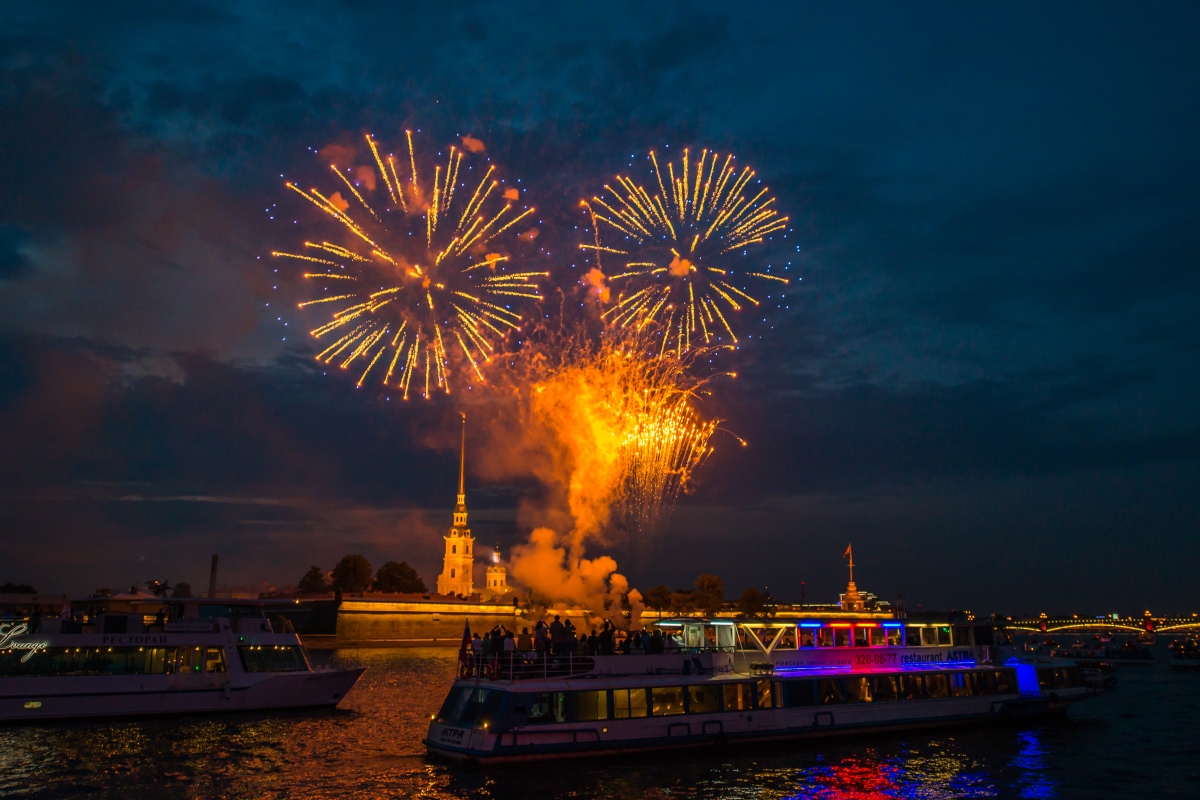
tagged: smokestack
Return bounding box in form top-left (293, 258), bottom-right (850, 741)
top-left (207, 555), bottom-right (219, 599)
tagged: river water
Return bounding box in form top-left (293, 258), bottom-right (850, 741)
top-left (1, 647), bottom-right (1197, 799)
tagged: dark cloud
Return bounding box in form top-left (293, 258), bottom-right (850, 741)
top-left (1, 3), bottom-right (1198, 611)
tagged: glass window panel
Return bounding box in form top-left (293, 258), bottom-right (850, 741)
top-left (951, 673), bottom-right (971, 697)
top-left (756, 679), bottom-right (775, 709)
top-left (818, 679), bottom-right (845, 704)
top-left (652, 686), bottom-right (685, 716)
top-left (205, 648), bottom-right (227, 674)
top-left (885, 627), bottom-right (902, 646)
top-left (872, 675), bottom-right (900, 701)
top-left (816, 628), bottom-right (834, 647)
top-left (952, 627), bottom-right (971, 646)
top-left (937, 627), bottom-right (952, 646)
top-left (926, 673), bottom-right (950, 698)
top-left (854, 628), bottom-right (870, 647)
top-left (995, 670), bottom-right (1017, 694)
top-left (973, 671), bottom-right (995, 696)
top-left (869, 628), bottom-right (887, 646)
top-left (834, 628), bottom-right (851, 647)
top-left (844, 676), bottom-right (873, 703)
top-left (783, 680), bottom-right (815, 707)
top-left (613, 688), bottom-right (647, 719)
top-left (899, 674), bottom-right (925, 699)
top-left (722, 682), bottom-right (752, 711)
top-left (575, 690), bottom-right (607, 721)
top-left (687, 685), bottom-right (720, 713)
top-left (921, 628), bottom-right (938, 646)
top-left (799, 629), bottom-right (816, 648)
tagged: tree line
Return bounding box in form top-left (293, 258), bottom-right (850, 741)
top-left (298, 555), bottom-right (427, 595)
top-left (640, 575), bottom-right (774, 618)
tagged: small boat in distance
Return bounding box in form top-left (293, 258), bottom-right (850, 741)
top-left (1169, 637), bottom-right (1200, 671)
top-left (0, 597), bottom-right (365, 722)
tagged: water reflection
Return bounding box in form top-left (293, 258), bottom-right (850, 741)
top-left (12, 646), bottom-right (1194, 799)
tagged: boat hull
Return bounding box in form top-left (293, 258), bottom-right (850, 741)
top-left (0, 667), bottom-right (366, 723)
top-left (425, 693), bottom-right (1083, 764)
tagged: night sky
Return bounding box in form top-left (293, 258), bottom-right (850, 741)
top-left (2, 3), bottom-right (1198, 614)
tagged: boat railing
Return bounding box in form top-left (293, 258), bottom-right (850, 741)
top-left (459, 652), bottom-right (595, 681)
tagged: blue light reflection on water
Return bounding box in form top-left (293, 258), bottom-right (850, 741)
top-left (0, 647), bottom-right (1196, 799)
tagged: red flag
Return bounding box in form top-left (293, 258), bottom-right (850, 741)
top-left (844, 544), bottom-right (852, 558)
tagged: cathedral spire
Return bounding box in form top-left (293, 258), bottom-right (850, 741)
top-left (458, 412), bottom-right (466, 498)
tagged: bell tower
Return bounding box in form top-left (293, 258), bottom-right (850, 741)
top-left (436, 413), bottom-right (475, 597)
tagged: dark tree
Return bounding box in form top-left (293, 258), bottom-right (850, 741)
top-left (642, 584), bottom-right (672, 611)
top-left (331, 555), bottom-right (373, 593)
top-left (694, 574), bottom-right (724, 615)
top-left (737, 588), bottom-right (767, 618)
top-left (372, 561), bottom-right (427, 593)
top-left (171, 582), bottom-right (193, 598)
top-left (670, 589), bottom-right (698, 613)
top-left (298, 566), bottom-right (328, 594)
top-left (0, 582), bottom-right (36, 594)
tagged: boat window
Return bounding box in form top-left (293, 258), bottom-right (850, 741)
top-left (798, 629), bottom-right (816, 648)
top-left (937, 627), bottom-right (952, 646)
top-left (994, 670), bottom-right (1017, 694)
top-left (687, 685), bottom-right (720, 714)
top-left (436, 687), bottom-right (465, 721)
top-left (237, 645), bottom-right (309, 673)
top-left (973, 626), bottom-right (995, 647)
top-left (781, 680), bottom-right (815, 707)
top-left (904, 626), bottom-right (921, 646)
top-left (834, 628), bottom-right (852, 648)
top-left (920, 628), bottom-right (938, 647)
top-left (872, 674), bottom-right (900, 701)
top-left (756, 678), bottom-right (775, 709)
top-left (722, 682), bottom-right (753, 711)
top-left (651, 686), bottom-right (685, 716)
top-left (457, 687), bottom-right (505, 725)
top-left (844, 676), bottom-right (873, 703)
top-left (179, 647), bottom-right (202, 674)
top-left (885, 627), bottom-right (902, 646)
top-left (817, 679), bottom-right (845, 704)
top-left (950, 673), bottom-right (971, 697)
top-left (816, 628), bottom-right (834, 648)
top-left (574, 690), bottom-right (607, 721)
top-left (527, 691), bottom-right (567, 724)
top-left (972, 671), bottom-right (996, 696)
top-left (854, 627), bottom-right (870, 647)
top-left (204, 648), bottom-right (227, 674)
top-left (899, 674), bottom-right (925, 700)
top-left (612, 688), bottom-right (647, 719)
top-left (953, 627), bottom-right (971, 646)
top-left (0, 646), bottom-right (182, 677)
top-left (775, 628), bottom-right (796, 650)
top-left (926, 673), bottom-right (950, 698)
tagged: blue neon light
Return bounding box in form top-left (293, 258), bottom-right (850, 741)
top-left (798, 623), bottom-right (823, 628)
top-left (881, 623), bottom-right (902, 628)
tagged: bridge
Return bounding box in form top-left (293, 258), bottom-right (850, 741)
top-left (999, 616), bottom-right (1200, 635)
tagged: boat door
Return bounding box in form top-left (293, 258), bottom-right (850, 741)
top-left (202, 647), bottom-right (231, 690)
top-left (169, 646), bottom-right (207, 690)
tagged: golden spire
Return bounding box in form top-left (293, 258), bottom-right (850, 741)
top-left (458, 412), bottom-right (466, 497)
top-left (844, 543), bottom-right (854, 583)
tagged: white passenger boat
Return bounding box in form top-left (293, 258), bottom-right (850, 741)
top-left (0, 598), bottom-right (365, 722)
top-left (425, 616), bottom-right (1102, 762)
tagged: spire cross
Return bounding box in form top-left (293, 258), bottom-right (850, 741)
top-left (845, 543), bottom-right (854, 584)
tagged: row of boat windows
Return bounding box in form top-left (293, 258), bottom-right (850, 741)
top-left (0, 646), bottom-right (308, 677)
top-left (732, 625), bottom-right (987, 650)
top-left (438, 669), bottom-right (1027, 728)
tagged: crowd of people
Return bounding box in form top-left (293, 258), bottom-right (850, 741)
top-left (465, 615), bottom-right (684, 673)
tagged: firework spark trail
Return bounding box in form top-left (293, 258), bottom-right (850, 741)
top-left (513, 327), bottom-right (720, 554)
top-left (581, 148), bottom-right (790, 353)
top-left (278, 133), bottom-right (543, 398)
